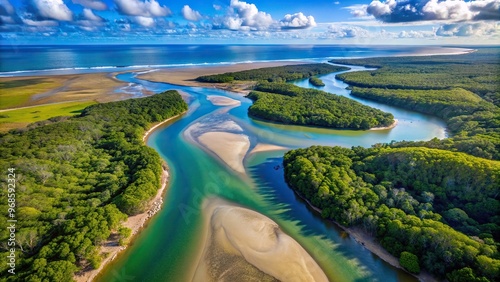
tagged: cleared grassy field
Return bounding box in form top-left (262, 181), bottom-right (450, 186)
top-left (0, 77), bottom-right (64, 109)
top-left (0, 101), bottom-right (96, 131)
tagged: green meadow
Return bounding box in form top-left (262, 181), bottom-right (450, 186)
top-left (0, 101), bottom-right (96, 131)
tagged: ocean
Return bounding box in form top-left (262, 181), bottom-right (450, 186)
top-left (0, 44), bottom-right (470, 75)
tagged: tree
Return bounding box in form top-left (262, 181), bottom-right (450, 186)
top-left (399, 251), bottom-right (420, 274)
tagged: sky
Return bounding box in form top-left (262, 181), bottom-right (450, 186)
top-left (0, 0), bottom-right (499, 45)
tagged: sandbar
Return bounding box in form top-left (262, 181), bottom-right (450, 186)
top-left (249, 143), bottom-right (289, 155)
top-left (198, 131), bottom-right (250, 174)
top-left (137, 61), bottom-right (306, 90)
top-left (192, 198), bottom-right (328, 282)
top-left (207, 95), bottom-right (241, 106)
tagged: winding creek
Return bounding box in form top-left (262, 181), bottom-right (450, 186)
top-left (97, 64), bottom-right (447, 282)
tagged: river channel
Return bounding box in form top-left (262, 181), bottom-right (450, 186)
top-left (97, 64), bottom-right (446, 282)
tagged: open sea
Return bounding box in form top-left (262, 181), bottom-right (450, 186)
top-left (0, 44), bottom-right (470, 75)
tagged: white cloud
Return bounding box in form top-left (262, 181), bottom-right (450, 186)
top-left (32, 0), bottom-right (73, 21)
top-left (327, 25), bottom-right (370, 38)
top-left (72, 0), bottom-right (108, 10)
top-left (0, 0), bottom-right (15, 15)
top-left (182, 5), bottom-right (202, 21)
top-left (436, 22), bottom-right (499, 37)
top-left (334, 1), bottom-right (340, 5)
top-left (280, 12), bottom-right (316, 29)
top-left (398, 30), bottom-right (435, 38)
top-left (221, 0), bottom-right (274, 30)
top-left (422, 0), bottom-right (473, 21)
top-left (345, 4), bottom-right (370, 18)
top-left (134, 16), bottom-right (155, 27)
top-left (23, 18), bottom-right (59, 26)
top-left (114, 0), bottom-right (171, 17)
top-left (1, 15), bottom-right (15, 24)
top-left (213, 4), bottom-right (222, 11)
top-left (361, 0), bottom-right (500, 23)
top-left (83, 8), bottom-right (103, 22)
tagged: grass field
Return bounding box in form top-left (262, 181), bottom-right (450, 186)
top-left (0, 101), bottom-right (96, 132)
top-left (0, 77), bottom-right (64, 110)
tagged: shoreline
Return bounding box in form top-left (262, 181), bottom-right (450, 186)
top-left (142, 111), bottom-right (186, 143)
top-left (75, 114), bottom-right (180, 282)
top-left (370, 119), bottom-right (398, 131)
top-left (290, 188), bottom-right (438, 282)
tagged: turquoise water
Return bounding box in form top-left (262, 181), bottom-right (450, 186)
top-left (97, 64), bottom-right (446, 281)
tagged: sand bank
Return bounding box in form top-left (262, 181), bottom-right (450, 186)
top-left (249, 143), bottom-right (289, 155)
top-left (370, 119), bottom-right (398, 131)
top-left (207, 95), bottom-right (241, 106)
top-left (192, 198), bottom-right (328, 282)
top-left (198, 131), bottom-right (250, 174)
top-left (0, 73), bottom-right (130, 111)
top-left (137, 61), bottom-right (306, 90)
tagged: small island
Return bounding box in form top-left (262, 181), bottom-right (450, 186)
top-left (247, 82), bottom-right (394, 130)
top-left (196, 64), bottom-right (395, 130)
top-left (309, 76), bottom-right (325, 87)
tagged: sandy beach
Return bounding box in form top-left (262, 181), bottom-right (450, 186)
top-left (198, 131), bottom-right (250, 174)
top-left (370, 119), bottom-right (399, 131)
top-left (142, 111), bottom-right (186, 143)
top-left (137, 61), bottom-right (306, 90)
top-left (192, 197), bottom-right (328, 282)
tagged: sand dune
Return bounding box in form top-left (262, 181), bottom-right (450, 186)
top-left (192, 198), bottom-right (328, 282)
top-left (198, 132), bottom-right (250, 174)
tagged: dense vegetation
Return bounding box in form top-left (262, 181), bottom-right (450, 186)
top-left (330, 48), bottom-right (500, 160)
top-left (246, 82), bottom-right (394, 130)
top-left (196, 63), bottom-right (349, 83)
top-left (308, 77), bottom-right (325, 87)
top-left (0, 91), bottom-right (187, 281)
top-left (284, 145), bottom-right (500, 281)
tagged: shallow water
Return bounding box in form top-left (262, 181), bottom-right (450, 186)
top-left (97, 64), bottom-right (446, 282)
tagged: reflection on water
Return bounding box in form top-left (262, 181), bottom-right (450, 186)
top-left (98, 65), bottom-right (443, 282)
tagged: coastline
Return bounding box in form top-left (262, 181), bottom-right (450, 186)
top-left (290, 188), bottom-right (438, 282)
top-left (75, 114), bottom-right (181, 282)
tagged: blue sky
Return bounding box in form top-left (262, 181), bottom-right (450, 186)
top-left (0, 0), bottom-right (499, 44)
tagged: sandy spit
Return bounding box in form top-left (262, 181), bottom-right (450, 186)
top-left (137, 61), bottom-right (307, 89)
